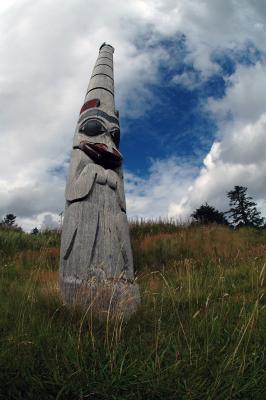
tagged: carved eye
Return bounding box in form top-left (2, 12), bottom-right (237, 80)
top-left (79, 119), bottom-right (106, 136)
top-left (110, 127), bottom-right (120, 146)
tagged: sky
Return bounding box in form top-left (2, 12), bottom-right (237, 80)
top-left (1, 0), bottom-right (266, 231)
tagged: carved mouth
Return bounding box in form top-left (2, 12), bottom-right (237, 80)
top-left (77, 141), bottom-right (123, 169)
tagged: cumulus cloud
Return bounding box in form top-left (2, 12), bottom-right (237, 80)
top-left (1, 0), bottom-right (266, 230)
top-left (17, 212), bottom-right (61, 233)
top-left (125, 157), bottom-right (198, 219)
top-left (208, 62), bottom-right (266, 125)
top-left (169, 62), bottom-right (266, 219)
top-left (0, 0), bottom-right (174, 230)
top-left (172, 70), bottom-right (201, 89)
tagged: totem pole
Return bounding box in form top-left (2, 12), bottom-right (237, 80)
top-left (59, 43), bottom-right (140, 317)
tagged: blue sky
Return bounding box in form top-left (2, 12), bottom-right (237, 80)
top-left (1, 0), bottom-right (266, 230)
top-left (121, 39), bottom-right (262, 174)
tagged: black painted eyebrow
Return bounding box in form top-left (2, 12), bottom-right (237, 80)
top-left (78, 108), bottom-right (119, 125)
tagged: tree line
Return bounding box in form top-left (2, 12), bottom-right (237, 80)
top-left (191, 185), bottom-right (265, 228)
top-left (0, 214), bottom-right (38, 234)
top-left (1, 185), bottom-right (264, 233)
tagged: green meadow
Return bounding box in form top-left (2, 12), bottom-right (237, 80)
top-left (0, 222), bottom-right (265, 399)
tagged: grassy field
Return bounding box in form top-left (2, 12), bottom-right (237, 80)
top-left (0, 222), bottom-right (265, 399)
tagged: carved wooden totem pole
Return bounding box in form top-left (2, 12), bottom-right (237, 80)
top-left (60, 43), bottom-right (140, 317)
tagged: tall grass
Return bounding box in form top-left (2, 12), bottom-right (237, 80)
top-left (131, 222), bottom-right (266, 272)
top-left (0, 222), bottom-right (265, 399)
top-left (0, 227), bottom-right (60, 259)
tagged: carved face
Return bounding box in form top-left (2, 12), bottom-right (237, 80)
top-left (73, 97), bottom-right (122, 170)
top-left (79, 118), bottom-right (120, 147)
top-left (75, 116), bottom-right (122, 170)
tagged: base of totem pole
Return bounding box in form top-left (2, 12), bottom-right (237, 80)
top-left (60, 276), bottom-right (141, 319)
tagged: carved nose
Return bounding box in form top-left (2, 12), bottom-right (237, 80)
top-left (112, 148), bottom-right (121, 158)
top-left (90, 143), bottom-right (121, 158)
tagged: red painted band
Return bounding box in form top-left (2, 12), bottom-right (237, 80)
top-left (80, 99), bottom-right (100, 114)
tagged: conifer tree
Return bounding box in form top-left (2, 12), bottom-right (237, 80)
top-left (226, 186), bottom-right (264, 227)
top-left (2, 213), bottom-right (16, 226)
top-left (191, 203), bottom-right (228, 225)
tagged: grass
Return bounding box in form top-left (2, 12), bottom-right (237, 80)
top-left (0, 222), bottom-right (265, 399)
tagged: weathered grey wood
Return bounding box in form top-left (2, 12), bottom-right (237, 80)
top-left (87, 75), bottom-right (114, 94)
top-left (59, 43), bottom-right (140, 318)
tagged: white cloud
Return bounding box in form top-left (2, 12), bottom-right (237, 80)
top-left (0, 0), bottom-right (173, 230)
top-left (172, 70), bottom-right (200, 89)
top-left (125, 157), bottom-right (197, 219)
top-left (16, 212), bottom-right (61, 233)
top-left (1, 0), bottom-right (266, 230)
top-left (168, 62), bottom-right (266, 219)
top-left (208, 62), bottom-right (266, 125)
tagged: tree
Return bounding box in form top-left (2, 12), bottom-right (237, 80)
top-left (31, 227), bottom-right (39, 235)
top-left (2, 213), bottom-right (16, 226)
top-left (191, 203), bottom-right (229, 225)
top-left (0, 213), bottom-right (22, 232)
top-left (226, 186), bottom-right (264, 228)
